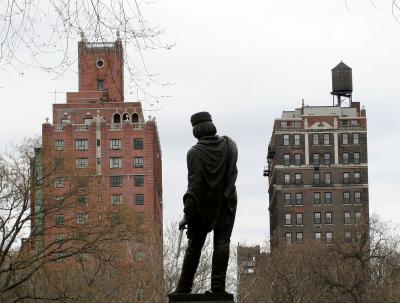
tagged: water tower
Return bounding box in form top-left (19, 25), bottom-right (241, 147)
top-left (331, 61), bottom-right (352, 107)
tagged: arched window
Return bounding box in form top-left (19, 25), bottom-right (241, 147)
top-left (122, 113), bottom-right (130, 122)
top-left (131, 113), bottom-right (139, 123)
top-left (112, 113), bottom-right (121, 124)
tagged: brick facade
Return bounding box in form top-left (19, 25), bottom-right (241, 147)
top-left (31, 38), bottom-right (163, 300)
top-left (267, 102), bottom-right (369, 248)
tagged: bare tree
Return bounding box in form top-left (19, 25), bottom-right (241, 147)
top-left (0, 0), bottom-right (172, 104)
top-left (237, 216), bottom-right (400, 303)
top-left (0, 138), bottom-right (154, 302)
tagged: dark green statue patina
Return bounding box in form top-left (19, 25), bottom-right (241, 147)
top-left (174, 112), bottom-right (238, 295)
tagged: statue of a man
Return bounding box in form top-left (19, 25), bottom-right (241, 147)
top-left (174, 112), bottom-right (238, 294)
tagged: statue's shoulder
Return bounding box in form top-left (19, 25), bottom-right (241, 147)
top-left (222, 136), bottom-right (238, 152)
top-left (187, 145), bottom-right (200, 159)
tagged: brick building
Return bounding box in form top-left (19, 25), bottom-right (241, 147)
top-left (31, 37), bottom-right (163, 300)
top-left (266, 62), bottom-right (369, 248)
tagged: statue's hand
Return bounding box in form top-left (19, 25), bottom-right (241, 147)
top-left (179, 217), bottom-right (188, 230)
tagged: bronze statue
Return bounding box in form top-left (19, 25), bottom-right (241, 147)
top-left (174, 112), bottom-right (238, 294)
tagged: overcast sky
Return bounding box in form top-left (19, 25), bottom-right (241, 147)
top-left (1, 0), bottom-right (400, 245)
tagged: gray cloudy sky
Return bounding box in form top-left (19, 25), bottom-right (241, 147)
top-left (1, 0), bottom-right (400, 245)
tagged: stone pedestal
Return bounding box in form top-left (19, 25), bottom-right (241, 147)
top-left (167, 293), bottom-right (234, 303)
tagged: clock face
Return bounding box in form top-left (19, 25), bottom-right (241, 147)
top-left (96, 58), bottom-right (105, 68)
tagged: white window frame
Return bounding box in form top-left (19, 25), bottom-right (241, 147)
top-left (110, 157), bottom-right (122, 168)
top-left (76, 157), bottom-right (89, 168)
top-left (283, 134), bottom-right (290, 146)
top-left (109, 139), bottom-right (122, 150)
top-left (75, 139), bottom-right (88, 151)
top-left (54, 140), bottom-right (64, 151)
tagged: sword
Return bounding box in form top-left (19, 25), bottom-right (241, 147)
top-left (175, 222), bottom-right (187, 268)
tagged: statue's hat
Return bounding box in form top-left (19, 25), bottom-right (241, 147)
top-left (190, 112), bottom-right (212, 126)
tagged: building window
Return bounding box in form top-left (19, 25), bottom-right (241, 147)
top-left (295, 193), bottom-right (302, 205)
top-left (296, 232), bottom-right (303, 244)
top-left (323, 133), bottom-right (330, 145)
top-left (110, 213), bottom-right (121, 226)
top-left (112, 113), bottom-right (121, 124)
top-left (55, 196), bottom-right (64, 209)
top-left (315, 232), bottom-right (322, 243)
top-left (280, 121), bottom-right (288, 128)
top-left (343, 172), bottom-right (350, 184)
top-left (55, 177), bottom-right (64, 188)
top-left (295, 173), bottom-right (302, 185)
top-left (344, 212), bottom-right (351, 224)
top-left (284, 173), bottom-right (291, 184)
top-left (285, 213), bottom-right (292, 225)
top-left (314, 192), bottom-right (321, 205)
top-left (285, 232), bottom-right (292, 244)
top-left (283, 134), bottom-right (290, 146)
top-left (312, 134), bottom-right (319, 145)
top-left (55, 214), bottom-right (64, 226)
top-left (313, 173), bottom-right (320, 185)
top-left (133, 138), bottom-right (144, 150)
top-left (60, 117), bottom-right (70, 125)
top-left (284, 193), bottom-right (291, 205)
top-left (314, 212), bottom-right (321, 224)
top-left (343, 192), bottom-right (350, 204)
top-left (134, 157), bottom-right (144, 168)
top-left (109, 139), bottom-right (122, 150)
top-left (344, 231), bottom-right (352, 243)
top-left (354, 172), bottom-right (361, 183)
top-left (134, 175), bottom-right (145, 187)
top-left (76, 157), bottom-right (89, 168)
top-left (326, 232), bottom-right (333, 243)
top-left (74, 158), bottom-right (85, 168)
top-left (324, 192), bottom-right (332, 204)
top-left (324, 172), bottom-right (331, 185)
top-left (354, 192), bottom-right (361, 203)
top-left (75, 139), bottom-right (88, 151)
top-left (342, 152), bottom-right (349, 165)
top-left (313, 153), bottom-right (320, 166)
top-left (342, 133), bottom-right (349, 145)
top-left (283, 154), bottom-right (290, 166)
top-left (76, 213), bottom-right (88, 224)
top-left (97, 79), bottom-right (104, 91)
top-left (353, 133), bottom-right (360, 144)
top-left (110, 176), bottom-right (123, 187)
top-left (135, 250), bottom-right (145, 261)
top-left (325, 212), bottom-right (332, 224)
top-left (324, 153), bottom-right (331, 165)
top-left (111, 194), bottom-right (123, 205)
top-left (353, 152), bottom-right (360, 164)
top-left (110, 157), bottom-right (122, 168)
top-left (97, 195), bottom-right (102, 202)
top-left (136, 288), bottom-right (145, 300)
top-left (76, 195), bottom-right (88, 206)
top-left (294, 153), bottom-right (301, 166)
top-left (294, 134), bottom-right (301, 146)
top-left (295, 213), bottom-right (303, 225)
top-left (355, 211), bottom-right (361, 224)
top-left (54, 140), bottom-right (64, 151)
top-left (135, 194), bottom-right (144, 205)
